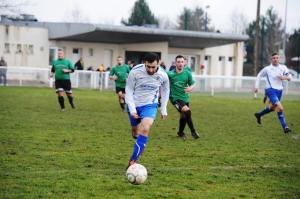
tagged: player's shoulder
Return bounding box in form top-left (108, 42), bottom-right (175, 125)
top-left (279, 64), bottom-right (288, 69)
top-left (131, 64), bottom-right (144, 72)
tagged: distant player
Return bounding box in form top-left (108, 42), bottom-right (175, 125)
top-left (254, 52), bottom-right (292, 134)
top-left (109, 56), bottom-right (130, 111)
top-left (167, 55), bottom-right (200, 139)
top-left (126, 52), bottom-right (170, 167)
top-left (50, 50), bottom-right (75, 111)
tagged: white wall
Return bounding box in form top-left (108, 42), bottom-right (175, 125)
top-left (0, 24), bottom-right (49, 67)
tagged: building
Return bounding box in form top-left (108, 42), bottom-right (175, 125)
top-left (0, 19), bottom-right (248, 75)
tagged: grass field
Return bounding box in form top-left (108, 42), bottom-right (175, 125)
top-left (1, 87), bottom-right (300, 199)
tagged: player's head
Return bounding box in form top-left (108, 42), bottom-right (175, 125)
top-left (117, 56), bottom-right (123, 66)
top-left (58, 50), bottom-right (64, 59)
top-left (144, 53), bottom-right (159, 75)
top-left (175, 55), bottom-right (185, 70)
top-left (271, 52), bottom-right (279, 66)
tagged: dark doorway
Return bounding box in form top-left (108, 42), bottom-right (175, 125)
top-left (125, 51), bottom-right (161, 66)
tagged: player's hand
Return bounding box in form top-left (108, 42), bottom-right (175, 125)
top-left (131, 112), bottom-right (139, 119)
top-left (62, 69), bottom-right (70, 73)
top-left (184, 86), bottom-right (193, 93)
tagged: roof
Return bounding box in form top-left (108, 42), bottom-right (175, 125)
top-left (1, 21), bottom-right (248, 49)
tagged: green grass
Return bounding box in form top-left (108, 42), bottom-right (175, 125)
top-left (0, 87), bottom-right (300, 199)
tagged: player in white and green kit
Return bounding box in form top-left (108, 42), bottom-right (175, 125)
top-left (167, 55), bottom-right (199, 139)
top-left (50, 50), bottom-right (75, 111)
top-left (109, 56), bottom-right (130, 111)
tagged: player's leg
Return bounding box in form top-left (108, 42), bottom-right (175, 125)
top-left (128, 104), bottom-right (157, 166)
top-left (173, 100), bottom-right (187, 139)
top-left (116, 88), bottom-right (125, 111)
top-left (181, 104), bottom-right (199, 139)
top-left (273, 90), bottom-right (291, 133)
top-left (65, 80), bottom-right (75, 109)
top-left (55, 80), bottom-right (65, 111)
top-left (129, 118), bottom-right (153, 165)
top-left (254, 89), bottom-right (275, 125)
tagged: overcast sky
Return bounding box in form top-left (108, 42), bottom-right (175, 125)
top-left (23, 0), bottom-right (300, 34)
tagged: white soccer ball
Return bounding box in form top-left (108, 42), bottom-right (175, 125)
top-left (126, 163), bottom-right (148, 185)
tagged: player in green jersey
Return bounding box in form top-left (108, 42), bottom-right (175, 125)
top-left (167, 55), bottom-right (200, 140)
top-left (109, 56), bottom-right (130, 111)
top-left (50, 50), bottom-right (75, 111)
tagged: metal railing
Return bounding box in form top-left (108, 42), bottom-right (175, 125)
top-left (1, 66), bottom-right (300, 97)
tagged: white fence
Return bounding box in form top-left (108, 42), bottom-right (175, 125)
top-left (1, 66), bottom-right (300, 97)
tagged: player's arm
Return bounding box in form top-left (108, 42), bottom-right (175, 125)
top-left (278, 66), bottom-right (292, 81)
top-left (50, 64), bottom-right (55, 78)
top-left (160, 73), bottom-right (170, 119)
top-left (62, 61), bottom-right (74, 73)
top-left (184, 72), bottom-right (195, 93)
top-left (109, 68), bottom-right (117, 80)
top-left (125, 72), bottom-right (138, 118)
top-left (254, 68), bottom-right (266, 93)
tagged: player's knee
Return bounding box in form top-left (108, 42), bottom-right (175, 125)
top-left (181, 106), bottom-right (190, 112)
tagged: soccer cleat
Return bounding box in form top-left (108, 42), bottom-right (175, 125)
top-left (284, 127), bottom-right (292, 134)
top-left (191, 131), bottom-right (200, 139)
top-left (71, 104), bottom-right (75, 109)
top-left (177, 132), bottom-right (187, 140)
top-left (61, 108), bottom-right (66, 112)
top-left (254, 113), bottom-right (262, 125)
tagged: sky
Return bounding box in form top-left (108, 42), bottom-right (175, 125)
top-left (22, 0), bottom-right (300, 34)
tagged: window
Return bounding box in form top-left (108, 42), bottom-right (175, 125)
top-left (205, 56), bottom-right (208, 60)
top-left (16, 44), bottom-right (22, 53)
top-left (88, 48), bottom-right (93, 56)
top-left (73, 48), bottom-right (79, 54)
top-left (28, 45), bottom-right (34, 54)
top-left (228, 57), bottom-right (233, 62)
top-left (4, 43), bottom-right (10, 53)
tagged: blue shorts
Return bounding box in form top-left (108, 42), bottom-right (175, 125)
top-left (265, 88), bottom-right (282, 105)
top-left (128, 103), bottom-right (158, 126)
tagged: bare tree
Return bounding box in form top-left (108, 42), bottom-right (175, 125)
top-left (0, 0), bottom-right (29, 14)
top-left (64, 6), bottom-right (90, 23)
top-left (230, 10), bottom-right (248, 34)
top-left (158, 16), bottom-right (176, 29)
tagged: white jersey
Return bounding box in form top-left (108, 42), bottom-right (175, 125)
top-left (255, 64), bottom-right (291, 90)
top-left (125, 64), bottom-right (170, 116)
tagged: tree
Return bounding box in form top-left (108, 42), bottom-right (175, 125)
top-left (178, 6), bottom-right (213, 31)
top-left (158, 16), bottom-right (176, 29)
top-left (64, 6), bottom-right (90, 23)
top-left (230, 11), bottom-right (248, 35)
top-left (0, 0), bottom-right (29, 14)
top-left (263, 7), bottom-right (284, 64)
top-left (245, 6), bottom-right (284, 75)
top-left (121, 0), bottom-right (158, 26)
top-left (286, 28), bottom-right (300, 72)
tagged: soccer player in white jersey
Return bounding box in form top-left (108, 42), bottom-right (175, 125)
top-left (254, 53), bottom-right (292, 134)
top-left (125, 53), bottom-right (170, 167)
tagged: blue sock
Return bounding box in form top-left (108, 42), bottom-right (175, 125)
top-left (130, 134), bottom-right (148, 161)
top-left (258, 106), bottom-right (273, 116)
top-left (277, 112), bottom-right (287, 129)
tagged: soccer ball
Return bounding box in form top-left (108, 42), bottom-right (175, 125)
top-left (126, 163), bottom-right (148, 185)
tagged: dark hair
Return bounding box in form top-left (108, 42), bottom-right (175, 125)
top-left (175, 55), bottom-right (185, 61)
top-left (144, 53), bottom-right (159, 63)
top-left (271, 52), bottom-right (278, 57)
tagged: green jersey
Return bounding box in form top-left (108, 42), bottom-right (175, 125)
top-left (184, 65), bottom-right (192, 72)
top-left (167, 69), bottom-right (195, 103)
top-left (51, 59), bottom-right (74, 80)
top-left (109, 64), bottom-right (130, 88)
